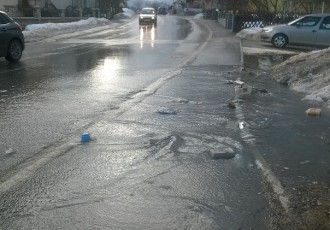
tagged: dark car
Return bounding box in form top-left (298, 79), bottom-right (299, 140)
top-left (0, 11), bottom-right (25, 62)
top-left (139, 7), bottom-right (157, 26)
top-left (158, 7), bottom-right (167, 15)
top-left (261, 13), bottom-right (330, 48)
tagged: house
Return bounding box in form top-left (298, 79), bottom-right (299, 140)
top-left (0, 0), bottom-right (17, 12)
top-left (1, 0), bottom-right (126, 17)
top-left (0, 0), bottom-right (87, 11)
top-left (0, 0), bottom-right (100, 17)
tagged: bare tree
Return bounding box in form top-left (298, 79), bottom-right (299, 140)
top-left (217, 0), bottom-right (249, 12)
top-left (248, 0), bottom-right (281, 14)
top-left (291, 0), bottom-right (330, 14)
top-left (99, 0), bottom-right (123, 14)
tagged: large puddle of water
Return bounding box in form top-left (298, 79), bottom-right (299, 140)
top-left (243, 53), bottom-right (294, 72)
top-left (240, 53), bottom-right (330, 185)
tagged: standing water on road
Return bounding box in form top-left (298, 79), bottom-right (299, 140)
top-left (242, 52), bottom-right (330, 185)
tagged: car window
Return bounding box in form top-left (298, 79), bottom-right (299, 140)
top-left (292, 16), bottom-right (321, 27)
top-left (141, 9), bottom-right (155, 14)
top-left (0, 13), bottom-right (10, 24)
top-left (320, 16), bottom-right (330, 30)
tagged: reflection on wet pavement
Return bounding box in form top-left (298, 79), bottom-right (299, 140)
top-left (243, 53), bottom-right (294, 72)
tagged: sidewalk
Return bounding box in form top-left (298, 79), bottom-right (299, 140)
top-left (190, 18), bottom-right (242, 66)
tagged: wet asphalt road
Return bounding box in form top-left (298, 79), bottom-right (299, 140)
top-left (0, 15), bottom-right (329, 229)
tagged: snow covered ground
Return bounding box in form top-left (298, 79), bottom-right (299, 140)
top-left (22, 10), bottom-right (330, 109)
top-left (23, 8), bottom-right (136, 43)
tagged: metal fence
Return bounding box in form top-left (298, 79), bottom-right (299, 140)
top-left (217, 0), bottom-right (330, 32)
top-left (10, 6), bottom-right (118, 29)
top-left (218, 12), bottom-right (304, 32)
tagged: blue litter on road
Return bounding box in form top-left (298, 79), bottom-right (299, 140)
top-left (81, 132), bottom-right (90, 142)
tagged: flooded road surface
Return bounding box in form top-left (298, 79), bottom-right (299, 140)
top-left (243, 53), bottom-right (330, 184)
top-left (0, 16), bottom-right (200, 174)
top-left (0, 63), bottom-right (271, 229)
top-left (241, 53), bottom-right (330, 228)
top-left (0, 17), bottom-right (274, 229)
top-left (1, 17), bottom-right (328, 229)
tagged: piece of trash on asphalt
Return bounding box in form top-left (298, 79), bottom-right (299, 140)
top-left (234, 80), bottom-right (245, 86)
top-left (232, 99), bottom-right (244, 104)
top-left (156, 107), bottom-right (177, 115)
top-left (305, 108), bottom-right (321, 116)
top-left (4, 148), bottom-right (15, 155)
top-left (238, 122), bottom-right (246, 129)
top-left (226, 80), bottom-right (245, 86)
top-left (208, 148), bottom-right (236, 159)
top-left (228, 102), bottom-right (236, 109)
top-left (235, 85), bottom-right (253, 95)
top-left (225, 80), bottom-right (234, 84)
top-left (81, 132), bottom-right (90, 143)
top-left (252, 87), bottom-right (268, 93)
top-left (300, 160), bottom-right (310, 165)
top-left (172, 98), bottom-right (189, 104)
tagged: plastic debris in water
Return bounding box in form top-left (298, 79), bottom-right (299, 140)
top-left (252, 87), bottom-right (268, 93)
top-left (234, 80), bottom-right (245, 86)
top-left (228, 102), bottom-right (236, 109)
top-left (305, 108), bottom-right (321, 116)
top-left (156, 107), bottom-right (177, 115)
top-left (81, 132), bottom-right (90, 142)
top-left (208, 148), bottom-right (236, 159)
top-left (5, 148), bottom-right (15, 155)
top-left (238, 122), bottom-right (245, 130)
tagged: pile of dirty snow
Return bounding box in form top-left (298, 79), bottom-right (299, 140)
top-left (236, 27), bottom-right (262, 41)
top-left (113, 8), bottom-right (136, 19)
top-left (194, 13), bottom-right (204, 19)
top-left (23, 8), bottom-right (135, 43)
top-left (23, 18), bottom-right (112, 42)
top-left (270, 47), bottom-right (330, 108)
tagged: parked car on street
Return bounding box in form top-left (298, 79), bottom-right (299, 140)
top-left (261, 13), bottom-right (330, 48)
top-left (139, 7), bottom-right (157, 26)
top-left (0, 11), bottom-right (25, 62)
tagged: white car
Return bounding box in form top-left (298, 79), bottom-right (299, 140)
top-left (139, 7), bottom-right (157, 26)
top-left (261, 13), bottom-right (330, 48)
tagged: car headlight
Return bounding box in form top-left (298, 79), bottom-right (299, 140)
top-left (263, 28), bottom-right (273, 33)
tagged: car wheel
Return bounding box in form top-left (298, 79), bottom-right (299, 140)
top-left (5, 39), bottom-right (23, 62)
top-left (272, 34), bottom-right (288, 48)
